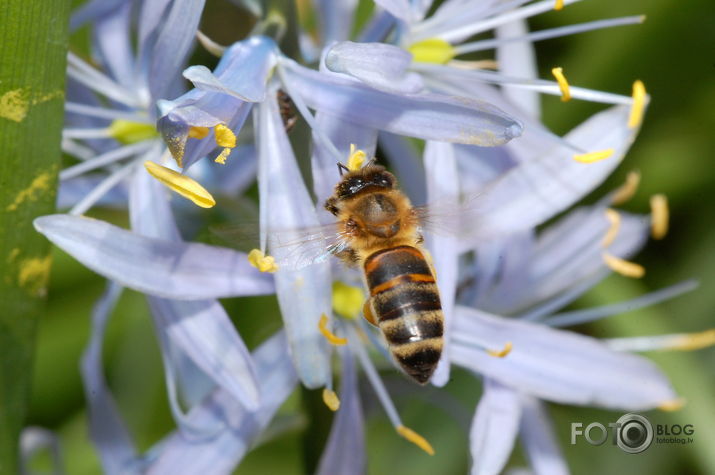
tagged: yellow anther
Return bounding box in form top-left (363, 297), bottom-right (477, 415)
top-left (318, 313), bottom-right (348, 346)
top-left (408, 38), bottom-right (457, 64)
top-left (213, 124), bottom-right (236, 165)
top-left (322, 388), bottom-right (341, 411)
top-left (188, 126), bottom-right (210, 139)
top-left (670, 329), bottom-right (715, 351)
top-left (650, 194), bottom-right (669, 240)
top-left (396, 425), bottom-right (434, 455)
top-left (347, 144), bottom-right (366, 171)
top-left (612, 171), bottom-right (641, 205)
top-left (573, 149), bottom-right (614, 163)
top-left (551, 67), bottom-right (571, 102)
top-left (628, 80), bottom-right (647, 128)
top-left (332, 281), bottom-right (364, 320)
top-left (247, 249), bottom-right (278, 273)
top-left (602, 252), bottom-right (645, 278)
top-left (658, 398), bottom-right (686, 412)
top-left (487, 341), bottom-right (512, 358)
top-left (214, 124), bottom-right (236, 148)
top-left (144, 161), bottom-right (216, 208)
top-left (602, 209), bottom-right (621, 248)
top-left (108, 119), bottom-right (158, 144)
top-left (554, 0), bottom-right (564, 10)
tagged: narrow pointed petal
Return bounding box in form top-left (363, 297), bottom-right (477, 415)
top-left (326, 41), bottom-right (424, 94)
top-left (519, 397), bottom-right (569, 475)
top-left (316, 0), bottom-right (359, 44)
top-left (80, 282), bottom-right (139, 474)
top-left (470, 379), bottom-right (521, 475)
top-left (374, 0), bottom-right (414, 24)
top-left (424, 141), bottom-right (459, 386)
top-left (34, 215), bottom-right (274, 300)
top-left (460, 105), bottom-right (639, 243)
top-left (70, 0), bottom-right (126, 31)
top-left (496, 19), bottom-right (540, 119)
top-left (317, 348), bottom-right (365, 475)
top-left (451, 307), bottom-right (677, 409)
top-left (148, 297), bottom-right (260, 410)
top-left (283, 60), bottom-right (522, 146)
top-left (256, 96), bottom-right (332, 388)
top-left (92, 1), bottom-right (135, 90)
top-left (378, 132), bottom-right (426, 205)
top-left (146, 333), bottom-right (298, 473)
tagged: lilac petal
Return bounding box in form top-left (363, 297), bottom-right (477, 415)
top-left (519, 397), bottom-right (569, 475)
top-left (137, 0), bottom-right (172, 59)
top-left (374, 0), bottom-right (415, 24)
top-left (483, 207), bottom-right (648, 316)
top-left (316, 0), bottom-right (359, 44)
top-left (451, 306), bottom-right (677, 410)
top-left (58, 176), bottom-right (128, 209)
top-left (470, 379), bottom-right (521, 475)
top-left (146, 332), bottom-right (298, 473)
top-left (326, 41), bottom-right (424, 94)
top-left (282, 60), bottom-right (522, 146)
top-left (129, 160), bottom-right (181, 241)
top-left (148, 297), bottom-right (260, 410)
top-left (92, 1), bottom-right (135, 90)
top-left (80, 282), bottom-right (139, 474)
top-left (316, 348), bottom-right (365, 475)
top-left (378, 132), bottom-right (426, 205)
top-left (70, 0), bottom-right (126, 31)
top-left (496, 19), bottom-right (540, 119)
top-left (34, 214), bottom-right (274, 300)
top-left (256, 96), bottom-right (332, 388)
top-left (460, 105), bottom-right (639, 244)
top-left (424, 141), bottom-right (459, 386)
top-left (147, 0), bottom-right (206, 101)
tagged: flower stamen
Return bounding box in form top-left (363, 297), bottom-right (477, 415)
top-left (573, 149), bottom-right (614, 163)
top-left (628, 80), bottom-right (647, 128)
top-left (602, 209), bottom-right (621, 247)
top-left (408, 38), bottom-right (457, 64)
top-left (554, 0), bottom-right (565, 11)
top-left (188, 126), bottom-right (210, 139)
top-left (213, 124), bottom-right (236, 164)
top-left (347, 144), bottom-right (366, 171)
top-left (612, 171), bottom-right (641, 205)
top-left (108, 119), bottom-right (158, 144)
top-left (602, 252), bottom-right (645, 278)
top-left (396, 425), bottom-right (435, 455)
top-left (650, 194), bottom-right (669, 240)
top-left (487, 341), bottom-right (513, 358)
top-left (319, 314), bottom-right (348, 346)
top-left (247, 249), bottom-right (278, 273)
top-left (551, 67), bottom-right (571, 102)
top-left (322, 388), bottom-right (341, 411)
top-left (144, 161), bottom-right (216, 208)
top-left (332, 281), bottom-right (364, 320)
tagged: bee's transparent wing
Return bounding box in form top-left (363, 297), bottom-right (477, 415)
top-left (211, 221), bottom-right (349, 270)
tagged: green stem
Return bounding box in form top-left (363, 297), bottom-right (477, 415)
top-left (0, 1), bottom-right (70, 472)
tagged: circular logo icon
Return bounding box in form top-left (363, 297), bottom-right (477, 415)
top-left (616, 413), bottom-right (653, 454)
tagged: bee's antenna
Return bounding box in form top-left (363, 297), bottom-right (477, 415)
top-left (337, 162), bottom-right (350, 176)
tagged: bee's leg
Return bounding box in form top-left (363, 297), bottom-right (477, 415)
top-left (335, 248), bottom-right (359, 267)
top-left (415, 233), bottom-right (424, 244)
top-left (362, 298), bottom-right (378, 327)
top-left (325, 197), bottom-right (339, 216)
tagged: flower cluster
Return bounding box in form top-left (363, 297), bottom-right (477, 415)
top-left (32, 0), bottom-right (713, 473)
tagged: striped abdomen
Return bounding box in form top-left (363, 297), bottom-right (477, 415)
top-left (364, 245), bottom-right (444, 384)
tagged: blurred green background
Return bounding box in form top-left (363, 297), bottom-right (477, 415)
top-left (26, 0), bottom-right (715, 473)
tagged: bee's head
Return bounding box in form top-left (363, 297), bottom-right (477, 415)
top-left (335, 165), bottom-right (396, 199)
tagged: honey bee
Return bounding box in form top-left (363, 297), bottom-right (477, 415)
top-left (324, 162), bottom-right (443, 384)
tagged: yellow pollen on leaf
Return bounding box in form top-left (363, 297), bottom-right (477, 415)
top-left (487, 341), bottom-right (513, 358)
top-left (247, 249), bottom-right (278, 273)
top-left (332, 281), bottom-right (364, 320)
top-left (318, 313), bottom-right (348, 346)
top-left (108, 119), bottom-right (159, 144)
top-left (650, 194), bottom-right (669, 240)
top-left (347, 144), bottom-right (366, 171)
top-left (628, 80), bottom-right (647, 128)
top-left (144, 161), bottom-right (216, 208)
top-left (408, 38), bottom-right (457, 64)
top-left (551, 67), bottom-right (571, 102)
top-left (601, 209), bottom-right (621, 248)
top-left (573, 149), bottom-right (614, 163)
top-left (670, 329), bottom-right (715, 351)
top-left (554, 0), bottom-right (564, 10)
top-left (602, 252), bottom-right (645, 278)
top-left (612, 171), bottom-right (641, 205)
top-left (396, 425), bottom-right (435, 456)
top-left (188, 126), bottom-right (210, 139)
top-left (322, 388), bottom-right (341, 411)
top-left (658, 398), bottom-right (686, 412)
